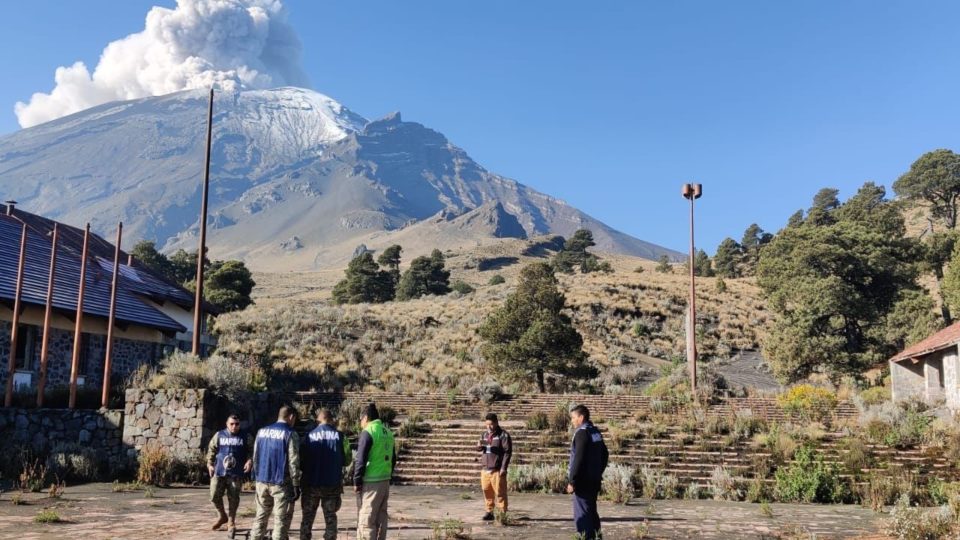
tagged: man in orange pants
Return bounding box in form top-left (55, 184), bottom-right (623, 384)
top-left (477, 413), bottom-right (512, 520)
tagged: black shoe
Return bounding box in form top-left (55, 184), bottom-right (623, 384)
top-left (482, 512), bottom-right (495, 521)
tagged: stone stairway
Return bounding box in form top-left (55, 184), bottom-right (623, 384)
top-left (389, 421), bottom-right (957, 489)
top-left (284, 391), bottom-right (859, 424)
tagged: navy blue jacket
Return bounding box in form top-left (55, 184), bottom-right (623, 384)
top-left (303, 424), bottom-right (351, 488)
top-left (568, 422), bottom-right (609, 495)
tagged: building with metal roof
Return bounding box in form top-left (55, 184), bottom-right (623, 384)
top-left (889, 320), bottom-right (960, 409)
top-left (0, 202), bottom-right (210, 393)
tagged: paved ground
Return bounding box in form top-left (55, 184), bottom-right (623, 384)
top-left (0, 484), bottom-right (890, 539)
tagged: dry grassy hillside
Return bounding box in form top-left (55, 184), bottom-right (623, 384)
top-left (218, 237), bottom-right (770, 393)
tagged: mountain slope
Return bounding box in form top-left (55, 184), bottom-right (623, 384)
top-left (0, 87), bottom-right (682, 270)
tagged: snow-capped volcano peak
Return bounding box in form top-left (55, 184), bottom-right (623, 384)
top-left (0, 86), bottom-right (682, 270)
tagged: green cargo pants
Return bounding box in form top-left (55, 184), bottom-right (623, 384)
top-left (300, 485), bottom-right (342, 540)
top-left (210, 475), bottom-right (242, 519)
top-left (251, 482), bottom-right (294, 540)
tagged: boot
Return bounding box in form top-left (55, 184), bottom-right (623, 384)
top-left (212, 513), bottom-right (228, 530)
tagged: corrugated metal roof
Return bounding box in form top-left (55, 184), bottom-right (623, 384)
top-left (889, 321), bottom-right (960, 363)
top-left (8, 207), bottom-right (196, 309)
top-left (0, 215), bottom-right (186, 333)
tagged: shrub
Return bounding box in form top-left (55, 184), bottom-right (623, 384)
top-left (638, 466), bottom-right (678, 499)
top-left (550, 402), bottom-right (571, 433)
top-left (19, 458), bottom-right (48, 493)
top-left (732, 409), bottom-right (767, 440)
top-left (335, 399), bottom-right (365, 435)
top-left (431, 518), bottom-right (467, 539)
top-left (467, 380), bottom-right (503, 404)
top-left (207, 354), bottom-right (253, 402)
top-left (777, 385), bottom-right (838, 422)
top-left (709, 466), bottom-right (742, 501)
top-left (507, 463), bottom-right (567, 493)
top-left (773, 446), bottom-right (846, 503)
top-left (602, 463), bottom-right (636, 504)
top-left (46, 443), bottom-right (101, 483)
top-left (451, 280), bottom-right (475, 295)
top-left (525, 412), bottom-right (550, 430)
top-left (885, 494), bottom-right (953, 540)
top-left (839, 437), bottom-right (874, 475)
top-left (488, 274), bottom-right (506, 286)
top-left (137, 444), bottom-right (173, 486)
top-left (34, 510), bottom-right (62, 524)
top-left (398, 413), bottom-right (425, 438)
top-left (858, 385), bottom-right (890, 406)
top-left (715, 277), bottom-right (728, 294)
top-left (158, 351), bottom-right (209, 388)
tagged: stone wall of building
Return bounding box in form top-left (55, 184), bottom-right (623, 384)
top-left (0, 407), bottom-right (125, 468)
top-left (0, 321), bottom-right (163, 393)
top-left (891, 358), bottom-right (926, 403)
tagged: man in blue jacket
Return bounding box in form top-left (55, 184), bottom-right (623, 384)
top-left (251, 405), bottom-right (302, 540)
top-left (300, 408), bottom-right (353, 540)
top-left (566, 404), bottom-right (608, 540)
top-left (206, 414), bottom-right (252, 532)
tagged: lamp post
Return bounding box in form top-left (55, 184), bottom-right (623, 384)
top-left (681, 183), bottom-right (702, 398)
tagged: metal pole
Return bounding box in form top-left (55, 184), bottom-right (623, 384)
top-left (688, 196), bottom-right (698, 397)
top-left (192, 88), bottom-right (214, 357)
top-left (102, 223), bottom-right (122, 409)
top-left (37, 224), bottom-right (59, 407)
top-left (68, 224), bottom-right (91, 409)
top-left (4, 223), bottom-right (27, 407)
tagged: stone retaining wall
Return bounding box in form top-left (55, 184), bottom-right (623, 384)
top-left (0, 407), bottom-right (125, 468)
top-left (121, 389), bottom-right (282, 464)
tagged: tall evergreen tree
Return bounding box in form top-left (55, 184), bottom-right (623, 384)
top-left (129, 241), bottom-right (173, 278)
top-left (204, 260), bottom-right (256, 312)
top-left (396, 249), bottom-right (451, 300)
top-left (713, 238), bottom-right (742, 278)
top-left (377, 244), bottom-right (403, 288)
top-left (893, 149), bottom-right (960, 229)
top-left (480, 262), bottom-right (595, 392)
top-left (758, 182), bottom-right (920, 382)
top-left (552, 229), bottom-right (607, 274)
top-left (332, 253), bottom-right (394, 304)
top-left (740, 223), bottom-right (772, 276)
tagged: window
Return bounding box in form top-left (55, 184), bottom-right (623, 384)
top-left (14, 325), bottom-right (35, 371)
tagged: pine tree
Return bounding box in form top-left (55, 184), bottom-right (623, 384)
top-left (713, 238), bottom-right (741, 278)
top-left (332, 253), bottom-right (394, 304)
top-left (377, 244), bottom-right (403, 288)
top-left (396, 249), bottom-right (451, 300)
top-left (480, 263), bottom-right (594, 392)
top-left (655, 255), bottom-right (672, 274)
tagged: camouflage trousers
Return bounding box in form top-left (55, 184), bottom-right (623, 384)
top-left (210, 475), bottom-right (242, 518)
top-left (251, 482), bottom-right (295, 540)
top-left (300, 485), bottom-right (343, 540)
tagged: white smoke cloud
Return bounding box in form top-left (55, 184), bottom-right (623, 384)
top-left (15, 0), bottom-right (308, 128)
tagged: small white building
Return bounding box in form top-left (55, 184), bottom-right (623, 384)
top-left (889, 322), bottom-right (960, 409)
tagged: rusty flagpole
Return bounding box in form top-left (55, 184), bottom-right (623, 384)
top-left (4, 222), bottom-right (27, 407)
top-left (192, 88), bottom-right (214, 356)
top-left (68, 224), bottom-right (91, 409)
top-left (101, 222), bottom-right (122, 409)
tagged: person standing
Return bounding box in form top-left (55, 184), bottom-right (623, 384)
top-left (477, 412), bottom-right (512, 521)
top-left (206, 414), bottom-right (253, 532)
top-left (301, 408), bottom-right (353, 540)
top-left (251, 405), bottom-right (302, 540)
top-left (353, 403), bottom-right (395, 540)
top-left (565, 405), bottom-right (608, 540)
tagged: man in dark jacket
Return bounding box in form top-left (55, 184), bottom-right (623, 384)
top-left (353, 403), bottom-right (396, 540)
top-left (477, 412), bottom-right (512, 520)
top-left (300, 408), bottom-right (353, 540)
top-left (566, 404), bottom-right (608, 540)
top-left (251, 405), bottom-right (302, 540)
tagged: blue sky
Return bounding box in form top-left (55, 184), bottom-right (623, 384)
top-left (1, 1), bottom-right (958, 253)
